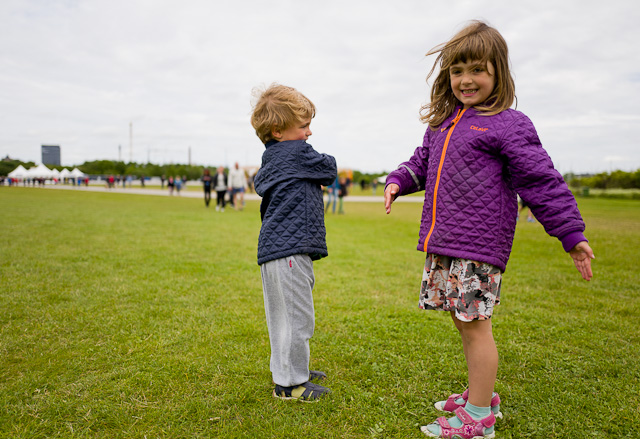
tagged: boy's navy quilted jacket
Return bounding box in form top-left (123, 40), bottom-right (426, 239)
top-left (385, 107), bottom-right (586, 272)
top-left (254, 139), bottom-right (337, 265)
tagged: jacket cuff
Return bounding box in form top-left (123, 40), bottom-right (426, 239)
top-left (384, 175), bottom-right (402, 192)
top-left (560, 231), bottom-right (588, 252)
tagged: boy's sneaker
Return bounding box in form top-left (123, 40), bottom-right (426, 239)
top-left (273, 381), bottom-right (331, 402)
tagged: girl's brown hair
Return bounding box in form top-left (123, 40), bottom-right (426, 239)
top-left (419, 20), bottom-right (515, 129)
top-left (251, 83), bottom-right (316, 144)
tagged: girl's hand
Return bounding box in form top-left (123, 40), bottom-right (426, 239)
top-left (384, 184), bottom-right (399, 214)
top-left (569, 241), bottom-right (595, 281)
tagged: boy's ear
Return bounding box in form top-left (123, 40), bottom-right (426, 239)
top-left (271, 125), bottom-right (282, 140)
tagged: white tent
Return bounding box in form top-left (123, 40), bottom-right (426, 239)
top-left (27, 163), bottom-right (54, 178)
top-left (70, 168), bottom-right (86, 178)
top-left (51, 168), bottom-right (61, 178)
top-left (59, 168), bottom-right (71, 178)
top-left (8, 165), bottom-right (28, 178)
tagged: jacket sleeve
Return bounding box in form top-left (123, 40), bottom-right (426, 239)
top-left (499, 114), bottom-right (587, 250)
top-left (385, 129), bottom-right (431, 196)
top-left (297, 142), bottom-right (338, 186)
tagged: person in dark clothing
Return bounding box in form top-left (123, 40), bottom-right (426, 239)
top-left (202, 168), bottom-right (213, 207)
top-left (251, 83), bottom-right (337, 402)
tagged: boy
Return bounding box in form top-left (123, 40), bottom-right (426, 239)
top-left (251, 84), bottom-right (337, 402)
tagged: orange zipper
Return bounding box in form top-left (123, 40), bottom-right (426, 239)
top-left (423, 108), bottom-right (466, 252)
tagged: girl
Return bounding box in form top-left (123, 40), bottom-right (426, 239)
top-left (384, 21), bottom-right (594, 438)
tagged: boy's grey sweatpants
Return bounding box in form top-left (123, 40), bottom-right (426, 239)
top-left (260, 254), bottom-right (315, 387)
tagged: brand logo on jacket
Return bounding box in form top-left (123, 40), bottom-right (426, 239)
top-left (470, 125), bottom-right (488, 132)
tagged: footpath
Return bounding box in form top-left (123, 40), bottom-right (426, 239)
top-left (40, 184), bottom-right (423, 204)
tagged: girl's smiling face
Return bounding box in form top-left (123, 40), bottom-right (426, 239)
top-left (449, 60), bottom-right (496, 109)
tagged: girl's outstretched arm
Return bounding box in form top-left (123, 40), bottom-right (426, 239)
top-left (569, 241), bottom-right (595, 281)
top-left (384, 183), bottom-right (399, 214)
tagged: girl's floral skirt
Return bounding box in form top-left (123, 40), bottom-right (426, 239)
top-left (419, 254), bottom-right (502, 322)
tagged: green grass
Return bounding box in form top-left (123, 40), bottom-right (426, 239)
top-left (1, 188), bottom-right (638, 438)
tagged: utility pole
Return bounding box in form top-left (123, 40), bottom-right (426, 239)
top-left (188, 146), bottom-right (192, 166)
top-left (118, 144), bottom-right (122, 162)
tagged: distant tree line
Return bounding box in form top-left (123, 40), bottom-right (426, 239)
top-left (2, 157), bottom-right (639, 190)
top-left (352, 170), bottom-right (388, 185)
top-left (0, 158), bottom-right (218, 181)
top-left (76, 160), bottom-right (210, 180)
top-left (565, 169), bottom-right (640, 190)
top-left (0, 159), bottom-right (35, 177)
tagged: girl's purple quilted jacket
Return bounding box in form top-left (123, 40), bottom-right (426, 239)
top-left (385, 107), bottom-right (586, 271)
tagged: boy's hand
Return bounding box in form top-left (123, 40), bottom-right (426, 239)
top-left (384, 184), bottom-right (399, 214)
top-left (570, 241), bottom-right (594, 281)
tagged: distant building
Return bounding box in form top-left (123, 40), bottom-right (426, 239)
top-left (42, 145), bottom-right (61, 166)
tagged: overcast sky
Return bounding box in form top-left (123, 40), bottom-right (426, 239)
top-left (1, 0), bottom-right (639, 174)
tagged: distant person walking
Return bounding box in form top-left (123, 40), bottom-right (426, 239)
top-left (228, 162), bottom-right (248, 210)
top-left (325, 177), bottom-right (339, 214)
top-left (214, 166), bottom-right (228, 212)
top-left (384, 21), bottom-right (594, 438)
top-left (202, 168), bottom-right (213, 207)
top-left (175, 176), bottom-right (183, 195)
top-left (338, 177), bottom-right (348, 214)
top-left (518, 196), bottom-right (535, 223)
top-left (167, 176), bottom-right (175, 195)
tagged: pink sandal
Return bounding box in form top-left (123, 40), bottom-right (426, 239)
top-left (434, 390), bottom-right (502, 418)
top-left (421, 407), bottom-right (496, 438)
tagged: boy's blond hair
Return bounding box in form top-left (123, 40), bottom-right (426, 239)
top-left (251, 84), bottom-right (316, 144)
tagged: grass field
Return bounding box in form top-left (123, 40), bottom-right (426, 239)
top-left (1, 188), bottom-right (639, 438)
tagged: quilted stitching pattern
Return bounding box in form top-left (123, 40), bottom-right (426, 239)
top-left (254, 140), bottom-right (337, 265)
top-left (387, 108), bottom-right (585, 271)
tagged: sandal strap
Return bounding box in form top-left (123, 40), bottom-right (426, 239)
top-left (455, 407), bottom-right (474, 424)
top-left (300, 383), bottom-right (318, 399)
top-left (452, 389), bottom-right (501, 408)
top-left (454, 407), bottom-right (496, 428)
top-left (442, 393), bottom-right (464, 411)
top-left (436, 416), bottom-right (451, 429)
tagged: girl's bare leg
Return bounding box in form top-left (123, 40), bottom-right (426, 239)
top-left (451, 311), bottom-right (497, 407)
